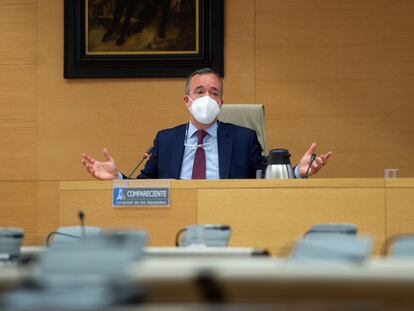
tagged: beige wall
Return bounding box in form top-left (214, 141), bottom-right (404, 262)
top-left (1, 0), bottom-right (414, 244)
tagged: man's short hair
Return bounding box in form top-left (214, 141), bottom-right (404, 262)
top-left (185, 68), bottom-right (223, 97)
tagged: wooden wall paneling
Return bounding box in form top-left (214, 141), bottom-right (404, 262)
top-left (255, 0), bottom-right (414, 178)
top-left (0, 0), bottom-right (37, 180)
top-left (0, 66), bottom-right (37, 180)
top-left (36, 181), bottom-right (60, 244)
top-left (0, 0), bottom-right (38, 245)
top-left (0, 182), bottom-right (37, 245)
top-left (223, 0), bottom-right (255, 103)
top-left (0, 1), bottom-right (37, 62)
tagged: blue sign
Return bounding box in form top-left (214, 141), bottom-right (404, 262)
top-left (113, 187), bottom-right (169, 207)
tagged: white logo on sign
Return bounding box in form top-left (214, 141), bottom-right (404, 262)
top-left (116, 189), bottom-right (126, 200)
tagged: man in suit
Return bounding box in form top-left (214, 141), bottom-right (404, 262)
top-left (81, 68), bottom-right (332, 180)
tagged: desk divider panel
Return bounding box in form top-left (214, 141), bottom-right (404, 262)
top-left (51, 179), bottom-right (414, 255)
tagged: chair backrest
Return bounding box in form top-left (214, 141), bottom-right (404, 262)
top-left (39, 233), bottom-right (146, 287)
top-left (291, 234), bottom-right (373, 263)
top-left (48, 226), bottom-right (103, 247)
top-left (219, 104), bottom-right (267, 154)
top-left (176, 224), bottom-right (231, 247)
top-left (0, 227), bottom-right (24, 260)
top-left (388, 235), bottom-right (414, 257)
top-left (305, 223), bottom-right (358, 238)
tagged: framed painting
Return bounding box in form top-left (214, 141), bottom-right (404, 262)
top-left (64, 0), bottom-right (223, 78)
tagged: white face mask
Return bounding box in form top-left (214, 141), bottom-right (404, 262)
top-left (188, 96), bottom-right (221, 124)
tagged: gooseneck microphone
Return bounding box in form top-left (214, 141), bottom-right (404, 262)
top-left (45, 211), bottom-right (88, 246)
top-left (79, 211), bottom-right (85, 238)
top-left (304, 153), bottom-right (317, 178)
top-left (127, 146), bottom-right (153, 179)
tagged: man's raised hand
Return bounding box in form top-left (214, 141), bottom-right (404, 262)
top-left (81, 148), bottom-right (118, 180)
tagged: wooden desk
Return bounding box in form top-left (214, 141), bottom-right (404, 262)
top-left (127, 257), bottom-right (414, 305)
top-left (58, 179), bottom-right (414, 255)
top-left (3, 256), bottom-right (414, 308)
top-left (386, 178), bottom-right (414, 247)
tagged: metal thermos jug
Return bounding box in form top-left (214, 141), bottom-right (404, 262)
top-left (264, 149), bottom-right (294, 179)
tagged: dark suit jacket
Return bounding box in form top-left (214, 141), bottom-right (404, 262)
top-left (137, 122), bottom-right (265, 179)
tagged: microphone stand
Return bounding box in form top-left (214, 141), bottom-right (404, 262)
top-left (79, 211), bottom-right (85, 238)
top-left (127, 147), bottom-right (153, 179)
top-left (304, 154), bottom-right (317, 178)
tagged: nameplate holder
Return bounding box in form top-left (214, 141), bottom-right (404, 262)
top-left (113, 179), bottom-right (171, 208)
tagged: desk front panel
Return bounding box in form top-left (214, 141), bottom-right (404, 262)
top-left (56, 179), bottom-right (414, 255)
top-left (59, 182), bottom-right (197, 246)
top-left (197, 182), bottom-right (385, 255)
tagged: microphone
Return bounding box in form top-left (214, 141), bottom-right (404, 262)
top-left (127, 146), bottom-right (153, 179)
top-left (78, 211), bottom-right (85, 238)
top-left (45, 211), bottom-right (85, 246)
top-left (304, 153), bottom-right (317, 178)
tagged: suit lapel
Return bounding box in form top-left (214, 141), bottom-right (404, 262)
top-left (218, 123), bottom-right (232, 179)
top-left (170, 124), bottom-right (186, 179)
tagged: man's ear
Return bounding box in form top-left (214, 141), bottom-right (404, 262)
top-left (184, 95), bottom-right (191, 108)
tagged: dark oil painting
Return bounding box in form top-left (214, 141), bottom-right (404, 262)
top-left (86, 0), bottom-right (198, 55)
top-left (64, 0), bottom-right (223, 78)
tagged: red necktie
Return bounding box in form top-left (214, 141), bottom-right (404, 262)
top-left (192, 130), bottom-right (207, 179)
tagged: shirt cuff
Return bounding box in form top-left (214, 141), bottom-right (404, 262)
top-left (294, 165), bottom-right (303, 179)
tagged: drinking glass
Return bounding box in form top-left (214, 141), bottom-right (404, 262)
top-left (384, 168), bottom-right (400, 178)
